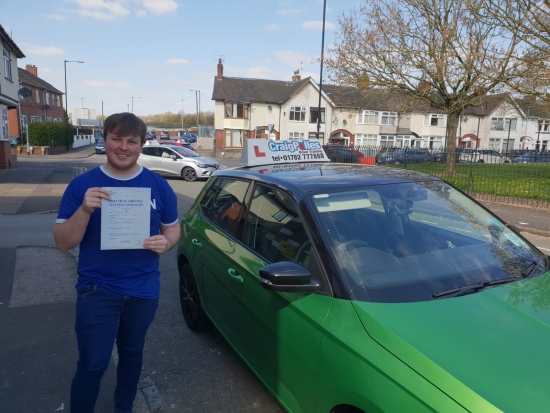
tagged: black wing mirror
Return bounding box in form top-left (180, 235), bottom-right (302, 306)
top-left (259, 262), bottom-right (319, 293)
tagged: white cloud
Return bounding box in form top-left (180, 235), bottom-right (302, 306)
top-left (67, 0), bottom-right (130, 20)
top-left (46, 14), bottom-right (66, 20)
top-left (136, 10), bottom-right (146, 17)
top-left (140, 0), bottom-right (177, 14)
top-left (166, 58), bottom-right (190, 65)
top-left (265, 24), bottom-right (279, 31)
top-left (20, 43), bottom-right (66, 56)
top-left (302, 20), bottom-right (334, 30)
top-left (84, 80), bottom-right (132, 89)
top-left (277, 8), bottom-right (301, 15)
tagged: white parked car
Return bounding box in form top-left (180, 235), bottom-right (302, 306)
top-left (472, 150), bottom-right (511, 163)
top-left (139, 144), bottom-right (220, 181)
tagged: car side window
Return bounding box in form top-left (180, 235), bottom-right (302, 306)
top-left (201, 178), bottom-right (250, 237)
top-left (142, 147), bottom-right (158, 156)
top-left (243, 184), bottom-right (312, 268)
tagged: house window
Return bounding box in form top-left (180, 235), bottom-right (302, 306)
top-left (224, 103), bottom-right (249, 119)
top-left (47, 116), bottom-right (52, 121)
top-left (35, 89), bottom-right (41, 104)
top-left (356, 110), bottom-right (378, 124)
top-left (46, 93), bottom-right (50, 105)
top-left (309, 107), bottom-right (325, 123)
top-left (30, 116), bottom-right (42, 123)
top-left (428, 136), bottom-right (443, 149)
top-left (538, 119), bottom-right (550, 132)
top-left (423, 114), bottom-right (446, 127)
top-left (288, 132), bottom-right (305, 140)
top-left (380, 112), bottom-right (397, 126)
top-left (355, 133), bottom-right (377, 146)
top-left (489, 138), bottom-right (502, 150)
top-left (396, 135), bottom-right (412, 148)
top-left (308, 132), bottom-right (324, 143)
top-left (0, 106), bottom-right (8, 140)
top-left (225, 129), bottom-right (245, 147)
top-left (56, 95), bottom-right (61, 106)
top-left (491, 117), bottom-right (517, 131)
top-left (289, 106), bottom-right (306, 122)
top-left (380, 135), bottom-right (395, 147)
top-left (3, 49), bottom-right (12, 81)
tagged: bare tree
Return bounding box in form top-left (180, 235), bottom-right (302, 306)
top-left (476, 0), bottom-right (550, 100)
top-left (324, 0), bottom-right (522, 171)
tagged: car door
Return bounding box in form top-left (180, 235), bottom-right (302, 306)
top-left (157, 147), bottom-right (180, 176)
top-left (139, 146), bottom-right (160, 171)
top-left (222, 183), bottom-right (333, 413)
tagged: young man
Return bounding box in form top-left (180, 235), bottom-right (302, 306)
top-left (54, 113), bottom-right (180, 413)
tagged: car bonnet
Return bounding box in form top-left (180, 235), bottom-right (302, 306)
top-left (351, 271), bottom-right (550, 413)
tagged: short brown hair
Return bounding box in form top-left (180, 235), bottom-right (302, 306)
top-left (103, 112), bottom-right (147, 145)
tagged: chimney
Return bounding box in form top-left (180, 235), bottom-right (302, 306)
top-left (26, 64), bottom-right (38, 77)
top-left (292, 70), bottom-right (301, 82)
top-left (418, 81), bottom-right (431, 91)
top-left (217, 58), bottom-right (223, 80)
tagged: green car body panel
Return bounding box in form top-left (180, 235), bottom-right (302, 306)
top-left (177, 174), bottom-right (550, 413)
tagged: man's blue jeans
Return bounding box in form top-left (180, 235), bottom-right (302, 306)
top-left (70, 283), bottom-right (158, 413)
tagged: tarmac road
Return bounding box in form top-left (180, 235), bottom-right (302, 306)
top-left (0, 148), bottom-right (549, 412)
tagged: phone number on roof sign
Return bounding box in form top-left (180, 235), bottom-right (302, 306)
top-left (268, 140), bottom-right (322, 153)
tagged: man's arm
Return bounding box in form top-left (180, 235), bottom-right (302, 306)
top-left (54, 187), bottom-right (111, 252)
top-left (143, 222), bottom-right (180, 255)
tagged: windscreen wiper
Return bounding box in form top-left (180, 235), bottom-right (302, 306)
top-left (433, 277), bottom-right (524, 299)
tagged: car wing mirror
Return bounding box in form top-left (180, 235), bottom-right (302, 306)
top-left (171, 154), bottom-right (177, 160)
top-left (259, 261), bottom-right (319, 293)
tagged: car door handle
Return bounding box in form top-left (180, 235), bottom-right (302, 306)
top-left (227, 268), bottom-right (243, 283)
top-left (191, 238), bottom-right (202, 248)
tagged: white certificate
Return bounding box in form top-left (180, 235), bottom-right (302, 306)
top-left (100, 187), bottom-right (151, 250)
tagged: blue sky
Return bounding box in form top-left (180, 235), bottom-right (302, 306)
top-left (1, 0), bottom-right (359, 117)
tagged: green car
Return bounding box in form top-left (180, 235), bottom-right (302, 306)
top-left (177, 162), bottom-right (549, 413)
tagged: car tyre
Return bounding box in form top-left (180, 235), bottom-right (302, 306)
top-left (477, 159), bottom-right (485, 163)
top-left (182, 167), bottom-right (197, 181)
top-left (179, 263), bottom-right (210, 331)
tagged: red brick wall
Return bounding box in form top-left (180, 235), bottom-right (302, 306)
top-left (215, 129), bottom-right (224, 150)
top-left (7, 107), bottom-right (20, 137)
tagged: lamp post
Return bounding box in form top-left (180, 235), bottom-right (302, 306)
top-left (189, 90), bottom-right (200, 136)
top-left (132, 97), bottom-right (141, 114)
top-left (64, 59), bottom-right (84, 150)
top-left (316, 0), bottom-right (327, 142)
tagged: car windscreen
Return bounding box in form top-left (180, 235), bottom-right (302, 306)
top-left (173, 147), bottom-right (199, 157)
top-left (308, 181), bottom-right (548, 303)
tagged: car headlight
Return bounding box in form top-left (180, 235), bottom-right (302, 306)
top-left (195, 162), bottom-right (207, 168)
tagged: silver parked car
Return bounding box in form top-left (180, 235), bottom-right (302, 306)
top-left (472, 150), bottom-right (511, 163)
top-left (139, 144), bottom-right (220, 181)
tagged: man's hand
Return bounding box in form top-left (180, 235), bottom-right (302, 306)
top-left (144, 223), bottom-right (180, 255)
top-left (143, 235), bottom-right (171, 254)
top-left (82, 187), bottom-right (111, 214)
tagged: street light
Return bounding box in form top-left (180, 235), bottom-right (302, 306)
top-left (64, 59), bottom-right (84, 150)
top-left (132, 96), bottom-right (141, 114)
top-left (189, 90), bottom-right (200, 136)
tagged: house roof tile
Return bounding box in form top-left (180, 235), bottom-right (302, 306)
top-left (18, 67), bottom-right (63, 95)
top-left (212, 76), bottom-right (311, 104)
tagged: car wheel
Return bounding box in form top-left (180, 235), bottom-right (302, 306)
top-left (393, 160), bottom-right (400, 165)
top-left (181, 167), bottom-right (197, 181)
top-left (477, 159), bottom-right (484, 163)
top-left (179, 263), bottom-right (210, 331)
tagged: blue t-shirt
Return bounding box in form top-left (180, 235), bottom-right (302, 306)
top-left (56, 165), bottom-right (178, 299)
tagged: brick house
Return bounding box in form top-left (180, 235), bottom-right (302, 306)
top-left (9, 65), bottom-right (65, 142)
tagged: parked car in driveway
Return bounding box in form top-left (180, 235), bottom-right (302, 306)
top-left (378, 149), bottom-right (434, 164)
top-left (473, 150), bottom-right (510, 163)
top-left (511, 152), bottom-right (550, 163)
top-left (324, 144), bottom-right (360, 163)
top-left (139, 144), bottom-right (219, 181)
top-left (95, 139), bottom-right (105, 154)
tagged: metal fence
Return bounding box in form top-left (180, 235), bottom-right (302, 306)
top-left (323, 145), bottom-right (550, 208)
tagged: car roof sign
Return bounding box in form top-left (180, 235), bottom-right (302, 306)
top-left (238, 139), bottom-right (330, 167)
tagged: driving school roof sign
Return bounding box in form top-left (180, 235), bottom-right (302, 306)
top-left (238, 139), bottom-right (330, 167)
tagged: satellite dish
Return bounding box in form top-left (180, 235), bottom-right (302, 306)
top-left (19, 88), bottom-right (32, 98)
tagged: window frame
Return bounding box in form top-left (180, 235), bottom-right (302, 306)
top-left (3, 49), bottom-right (12, 81)
top-left (289, 106), bottom-right (306, 122)
top-left (380, 111), bottom-right (397, 126)
top-left (423, 114), bottom-right (447, 127)
top-left (224, 129), bottom-right (246, 148)
top-left (224, 102), bottom-right (250, 119)
top-left (309, 107), bottom-right (325, 124)
top-left (491, 117), bottom-right (517, 131)
top-left (356, 110), bottom-right (378, 124)
top-left (35, 89), bottom-right (41, 104)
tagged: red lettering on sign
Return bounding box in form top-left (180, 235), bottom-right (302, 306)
top-left (258, 169), bottom-right (268, 174)
top-left (254, 146), bottom-right (266, 157)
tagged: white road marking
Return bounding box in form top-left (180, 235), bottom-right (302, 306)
top-left (537, 246), bottom-right (550, 252)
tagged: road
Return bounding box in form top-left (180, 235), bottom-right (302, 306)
top-left (1, 154), bottom-right (549, 413)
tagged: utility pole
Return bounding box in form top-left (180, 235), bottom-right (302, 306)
top-left (101, 101), bottom-right (104, 125)
top-left (181, 99), bottom-right (184, 130)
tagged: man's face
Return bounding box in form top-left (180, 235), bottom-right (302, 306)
top-left (104, 132), bottom-right (143, 172)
